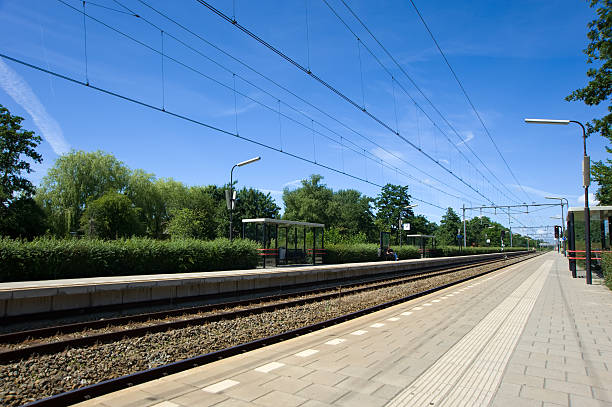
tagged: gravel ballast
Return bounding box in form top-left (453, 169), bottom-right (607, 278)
top-left (0, 256), bottom-right (533, 406)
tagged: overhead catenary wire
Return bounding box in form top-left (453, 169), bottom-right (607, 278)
top-left (337, 0), bottom-right (527, 205)
top-left (193, 0), bottom-right (501, 207)
top-left (82, 1), bottom-right (89, 85)
top-left (95, 1), bottom-right (538, 229)
top-left (64, 0), bottom-right (426, 197)
top-left (406, 0), bottom-right (532, 203)
top-left (107, 0), bottom-right (484, 204)
top-left (0, 51), bottom-right (443, 212)
top-left (323, 0), bottom-right (523, 207)
top-left (127, 0), bottom-right (482, 204)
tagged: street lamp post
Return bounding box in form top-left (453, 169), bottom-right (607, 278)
top-left (525, 118), bottom-right (591, 284)
top-left (545, 196), bottom-right (568, 256)
top-left (228, 156), bottom-right (261, 241)
top-left (399, 204), bottom-right (418, 247)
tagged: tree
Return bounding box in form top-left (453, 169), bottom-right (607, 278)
top-left (374, 183), bottom-right (413, 244)
top-left (0, 104), bottom-right (42, 207)
top-left (283, 175), bottom-right (333, 224)
top-left (37, 150), bottom-right (131, 235)
top-left (167, 207), bottom-right (217, 240)
top-left (126, 170), bottom-right (166, 238)
top-left (80, 191), bottom-right (143, 239)
top-left (591, 161), bottom-right (612, 204)
top-left (0, 105), bottom-right (46, 239)
top-left (409, 215), bottom-right (437, 236)
top-left (0, 196), bottom-right (47, 239)
top-left (328, 189), bottom-right (375, 239)
top-left (567, 0), bottom-right (612, 203)
top-left (435, 207), bottom-right (462, 246)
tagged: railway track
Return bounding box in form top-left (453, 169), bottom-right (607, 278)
top-left (0, 252), bottom-right (540, 407)
top-left (0, 253), bottom-right (528, 362)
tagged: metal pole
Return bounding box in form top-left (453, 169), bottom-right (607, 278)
top-left (571, 120), bottom-right (591, 284)
top-left (462, 204), bottom-right (466, 247)
top-left (399, 216), bottom-right (403, 247)
top-left (229, 165), bottom-right (237, 240)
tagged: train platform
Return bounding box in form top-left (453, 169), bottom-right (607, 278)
top-left (75, 252), bottom-right (612, 407)
top-left (0, 252), bottom-right (517, 318)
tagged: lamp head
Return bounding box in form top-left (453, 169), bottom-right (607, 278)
top-left (524, 118), bottom-right (570, 125)
top-left (236, 156), bottom-right (261, 167)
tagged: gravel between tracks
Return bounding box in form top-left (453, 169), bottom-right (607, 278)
top-left (0, 257), bottom-right (531, 406)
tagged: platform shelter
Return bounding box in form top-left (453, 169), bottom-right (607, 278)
top-left (566, 205), bottom-right (612, 276)
top-left (241, 218), bottom-right (325, 268)
top-left (404, 234), bottom-right (436, 258)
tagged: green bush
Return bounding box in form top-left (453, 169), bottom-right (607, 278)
top-left (0, 237), bottom-right (259, 282)
top-left (602, 252), bottom-right (612, 290)
top-left (324, 243), bottom-right (421, 264)
top-left (324, 244), bottom-right (525, 264)
top-left (428, 246), bottom-right (526, 257)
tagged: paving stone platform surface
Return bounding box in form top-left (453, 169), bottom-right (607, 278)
top-left (75, 252), bottom-right (612, 407)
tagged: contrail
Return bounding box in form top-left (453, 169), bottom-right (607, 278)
top-left (0, 59), bottom-right (69, 155)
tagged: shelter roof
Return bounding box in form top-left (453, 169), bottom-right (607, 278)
top-left (241, 218), bottom-right (325, 228)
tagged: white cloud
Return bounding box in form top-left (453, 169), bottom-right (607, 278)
top-left (577, 193), bottom-right (598, 206)
top-left (0, 59), bottom-right (69, 155)
top-left (258, 188), bottom-right (283, 196)
top-left (216, 102), bottom-right (257, 118)
top-left (508, 184), bottom-right (557, 200)
top-left (371, 147), bottom-right (404, 165)
top-left (283, 179), bottom-right (302, 188)
top-left (456, 131), bottom-right (475, 146)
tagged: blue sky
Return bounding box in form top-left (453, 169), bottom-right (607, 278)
top-left (0, 0), bottom-right (608, 241)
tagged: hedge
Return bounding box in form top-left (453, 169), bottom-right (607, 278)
top-left (0, 237), bottom-right (259, 282)
top-left (602, 252), bottom-right (612, 290)
top-left (323, 244), bottom-right (525, 264)
top-left (0, 238), bottom-right (529, 283)
top-left (323, 243), bottom-right (421, 264)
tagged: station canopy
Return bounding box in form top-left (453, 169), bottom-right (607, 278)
top-left (568, 206), bottom-right (612, 221)
top-left (241, 218), bottom-right (324, 228)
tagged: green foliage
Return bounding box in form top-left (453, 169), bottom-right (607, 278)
top-left (225, 186), bottom-right (281, 239)
top-left (409, 215), bottom-right (437, 236)
top-left (324, 243), bottom-right (419, 264)
top-left (283, 175), bottom-right (375, 241)
top-left (167, 207), bottom-right (216, 240)
top-left (0, 105), bottom-right (46, 239)
top-left (374, 183), bottom-right (413, 242)
top-left (428, 246), bottom-right (526, 257)
top-left (0, 104), bottom-right (42, 207)
top-left (602, 251), bottom-right (612, 290)
top-left (283, 174), bottom-right (333, 224)
top-left (0, 237), bottom-right (259, 282)
top-left (324, 226), bottom-right (368, 245)
top-left (37, 150), bottom-right (131, 235)
top-left (328, 189), bottom-right (375, 239)
top-left (81, 191), bottom-right (144, 239)
top-left (567, 0), bottom-right (612, 203)
top-left (591, 160), bottom-right (612, 204)
top-left (126, 170), bottom-right (166, 238)
top-left (566, 0), bottom-right (612, 139)
top-left (0, 196), bottom-right (47, 239)
top-left (435, 208), bottom-right (462, 246)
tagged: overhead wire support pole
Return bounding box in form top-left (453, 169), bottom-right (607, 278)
top-left (462, 204), bottom-right (466, 248)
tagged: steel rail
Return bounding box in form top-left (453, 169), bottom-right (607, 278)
top-left (0, 255), bottom-right (512, 339)
top-left (0, 253), bottom-right (528, 362)
top-left (22, 252), bottom-right (541, 407)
